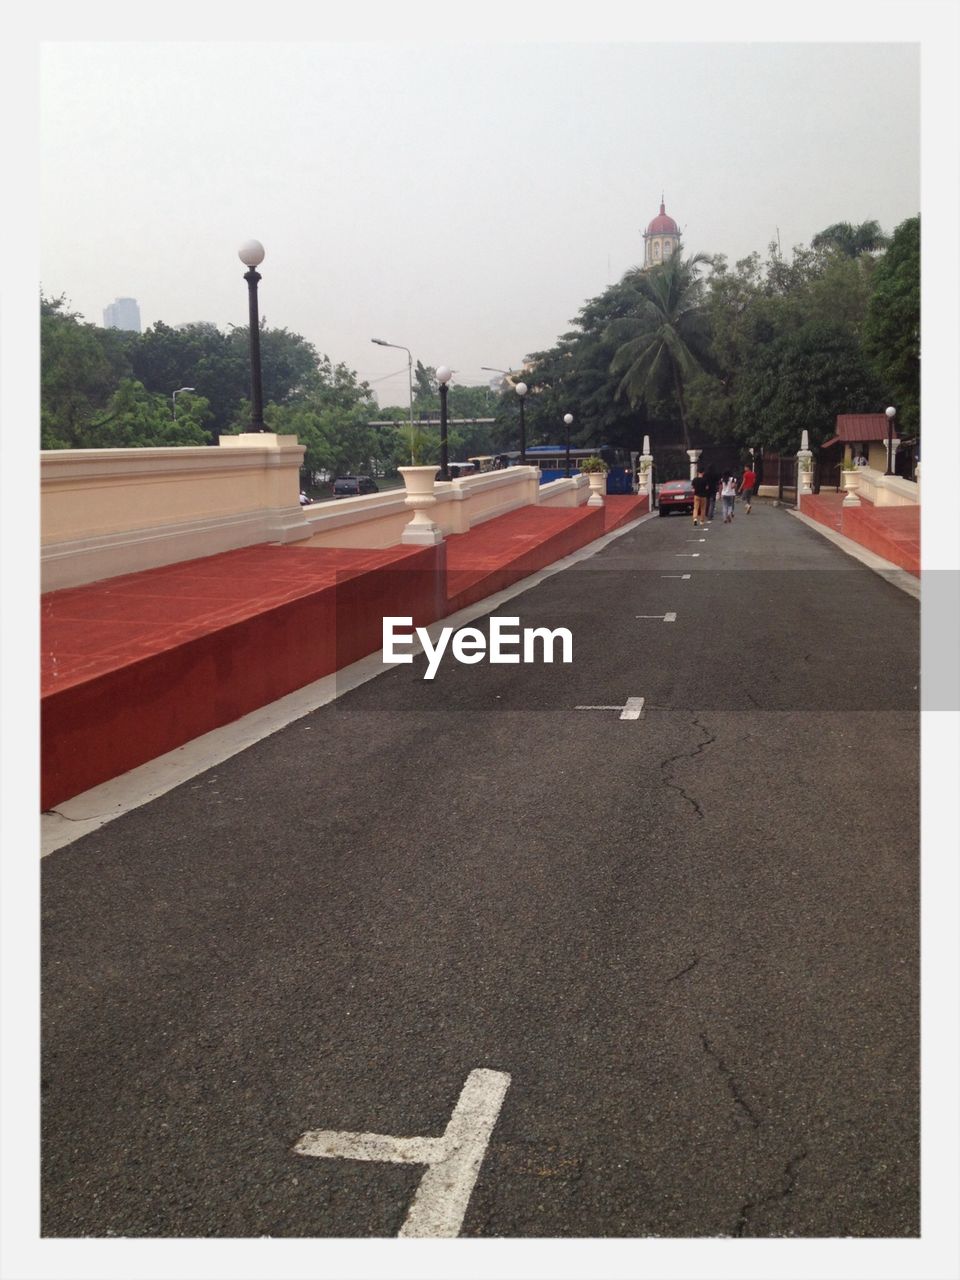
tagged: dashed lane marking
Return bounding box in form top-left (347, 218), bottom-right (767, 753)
top-left (636, 613), bottom-right (677, 622)
top-left (576, 697), bottom-right (645, 720)
top-left (294, 1068), bottom-right (511, 1238)
top-left (661, 574), bottom-right (692, 579)
top-left (675, 553), bottom-right (701, 558)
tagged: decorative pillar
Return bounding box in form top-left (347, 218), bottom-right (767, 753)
top-left (796, 431), bottom-right (813, 504)
top-left (639, 437), bottom-right (654, 506)
top-left (687, 449), bottom-right (701, 480)
top-left (398, 466), bottom-right (444, 545)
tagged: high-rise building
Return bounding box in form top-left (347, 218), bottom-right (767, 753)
top-left (103, 297), bottom-right (141, 332)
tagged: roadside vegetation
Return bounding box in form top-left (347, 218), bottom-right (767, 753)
top-left (40, 215), bottom-right (918, 469)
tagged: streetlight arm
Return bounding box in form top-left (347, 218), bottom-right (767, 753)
top-left (371, 339), bottom-right (415, 463)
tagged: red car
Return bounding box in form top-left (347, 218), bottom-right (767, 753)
top-left (657, 479), bottom-right (695, 516)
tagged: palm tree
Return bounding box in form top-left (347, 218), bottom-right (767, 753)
top-left (607, 252), bottom-right (714, 448)
top-left (811, 220), bottom-right (890, 258)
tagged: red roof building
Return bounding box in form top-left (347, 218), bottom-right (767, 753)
top-left (643, 196), bottom-right (681, 268)
top-left (821, 414), bottom-right (892, 449)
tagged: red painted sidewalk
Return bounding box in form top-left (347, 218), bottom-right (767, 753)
top-left (801, 491), bottom-right (919, 576)
top-left (42, 494), bottom-right (647, 809)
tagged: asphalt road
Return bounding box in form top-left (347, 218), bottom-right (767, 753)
top-left (41, 500), bottom-right (919, 1238)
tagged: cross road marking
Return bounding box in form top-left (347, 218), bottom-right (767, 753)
top-left (661, 574), bottom-right (691, 579)
top-left (576, 696), bottom-right (645, 720)
top-left (294, 1068), bottom-right (511, 1238)
top-left (636, 613), bottom-right (677, 622)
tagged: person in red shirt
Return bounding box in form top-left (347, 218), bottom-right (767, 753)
top-left (739, 465), bottom-right (758, 513)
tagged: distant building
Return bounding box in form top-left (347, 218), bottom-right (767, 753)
top-left (103, 297), bottom-right (141, 332)
top-left (642, 196), bottom-right (681, 268)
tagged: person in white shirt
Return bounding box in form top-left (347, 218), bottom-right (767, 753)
top-left (720, 473), bottom-right (738, 523)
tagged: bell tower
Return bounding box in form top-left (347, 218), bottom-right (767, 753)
top-left (643, 195), bottom-right (681, 268)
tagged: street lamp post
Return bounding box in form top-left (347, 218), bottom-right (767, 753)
top-left (238, 240), bottom-right (266, 432)
top-left (437, 365), bottom-right (452, 480)
top-left (372, 339), bottom-right (415, 463)
top-left (885, 405), bottom-right (896, 476)
top-left (563, 413), bottom-right (574, 477)
top-left (172, 386), bottom-right (195, 421)
top-left (515, 382), bottom-right (528, 464)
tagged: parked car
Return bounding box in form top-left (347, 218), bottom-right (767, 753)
top-left (332, 476), bottom-right (379, 498)
top-left (657, 479), bottom-right (695, 516)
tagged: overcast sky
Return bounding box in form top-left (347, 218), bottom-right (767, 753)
top-left (40, 40), bottom-right (920, 407)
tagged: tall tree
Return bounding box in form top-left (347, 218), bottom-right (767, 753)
top-left (863, 215), bottom-right (920, 437)
top-left (811, 219), bottom-right (890, 259)
top-left (607, 253), bottom-right (716, 447)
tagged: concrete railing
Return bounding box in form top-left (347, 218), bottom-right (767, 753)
top-left (42, 443), bottom-right (593, 590)
top-left (301, 466), bottom-right (585, 549)
top-left (846, 466), bottom-right (919, 508)
top-left (41, 434), bottom-right (307, 592)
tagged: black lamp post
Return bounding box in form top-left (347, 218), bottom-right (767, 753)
top-left (238, 240), bottom-right (266, 431)
top-left (563, 413), bottom-right (574, 477)
top-left (515, 381), bottom-right (528, 464)
top-left (885, 405), bottom-right (896, 476)
top-left (437, 365), bottom-right (452, 480)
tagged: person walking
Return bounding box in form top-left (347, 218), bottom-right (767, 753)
top-left (691, 466), bottom-right (710, 526)
top-left (704, 462), bottom-right (720, 522)
top-left (720, 472), bottom-right (737, 523)
top-left (739, 462), bottom-right (757, 514)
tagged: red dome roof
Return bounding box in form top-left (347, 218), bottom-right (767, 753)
top-left (646, 201), bottom-right (679, 235)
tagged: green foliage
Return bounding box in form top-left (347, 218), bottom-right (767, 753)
top-left (41, 294), bottom-right (135, 447)
top-left (863, 216), bottom-right (920, 436)
top-left (129, 321), bottom-right (245, 439)
top-left (607, 253), bottom-right (716, 447)
top-left (256, 355), bottom-right (387, 479)
top-left (811, 219), bottom-right (890, 259)
top-left (578, 455), bottom-right (608, 473)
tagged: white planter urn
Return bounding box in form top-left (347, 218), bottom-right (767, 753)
top-left (586, 472), bottom-right (606, 507)
top-left (398, 465), bottom-right (443, 544)
top-left (841, 469), bottom-right (861, 507)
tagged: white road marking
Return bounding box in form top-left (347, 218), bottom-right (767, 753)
top-left (686, 538), bottom-right (707, 543)
top-left (294, 1068), bottom-right (511, 1238)
top-left (676, 553), bottom-right (701, 558)
top-left (636, 613), bottom-right (676, 621)
top-left (576, 696), bottom-right (645, 720)
top-left (661, 574), bottom-right (691, 579)
top-left (620, 696), bottom-right (646, 719)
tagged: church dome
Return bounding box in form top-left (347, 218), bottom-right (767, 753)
top-left (646, 201), bottom-right (679, 235)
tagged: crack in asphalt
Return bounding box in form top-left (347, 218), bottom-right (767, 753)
top-left (734, 1149), bottom-right (809, 1237)
top-left (658, 717), bottom-right (716, 820)
top-left (699, 1033), bottom-right (762, 1129)
top-left (666, 954), bottom-right (700, 983)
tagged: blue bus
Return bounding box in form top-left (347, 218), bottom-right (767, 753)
top-left (524, 445), bottom-right (634, 494)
